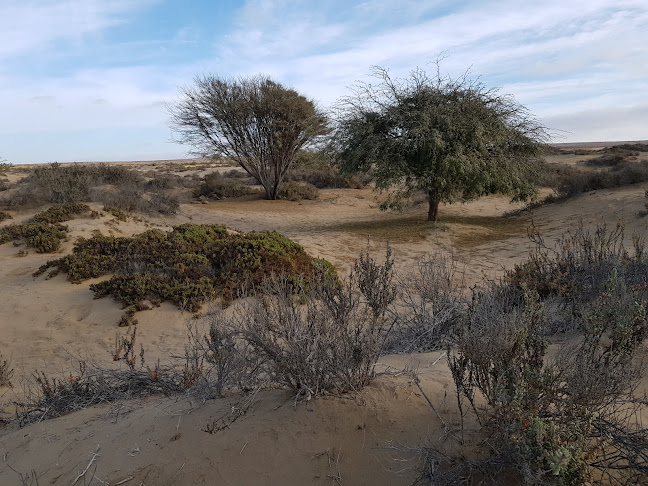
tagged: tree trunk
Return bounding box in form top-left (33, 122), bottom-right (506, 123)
top-left (427, 191), bottom-right (440, 222)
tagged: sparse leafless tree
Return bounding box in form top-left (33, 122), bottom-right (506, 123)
top-left (169, 75), bottom-right (329, 200)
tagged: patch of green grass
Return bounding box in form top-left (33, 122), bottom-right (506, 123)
top-left (322, 213), bottom-right (526, 247)
top-left (440, 214), bottom-right (528, 248)
top-left (325, 216), bottom-right (434, 243)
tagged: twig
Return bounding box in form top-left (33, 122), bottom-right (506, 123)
top-left (71, 446), bottom-right (100, 485)
top-left (414, 378), bottom-right (461, 443)
top-left (114, 477), bottom-right (134, 485)
top-left (239, 441), bottom-right (248, 455)
top-left (171, 462), bottom-right (185, 481)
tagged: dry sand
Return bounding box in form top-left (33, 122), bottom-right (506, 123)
top-left (0, 156), bottom-right (647, 485)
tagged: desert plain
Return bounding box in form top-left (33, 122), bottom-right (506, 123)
top-left (0, 144), bottom-right (647, 485)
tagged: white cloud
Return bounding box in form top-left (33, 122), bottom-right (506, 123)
top-left (0, 0), bottom-right (157, 60)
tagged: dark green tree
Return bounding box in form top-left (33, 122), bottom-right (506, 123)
top-left (334, 66), bottom-right (548, 221)
top-left (169, 75), bottom-right (329, 200)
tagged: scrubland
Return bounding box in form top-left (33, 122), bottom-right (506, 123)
top-left (0, 144), bottom-right (647, 485)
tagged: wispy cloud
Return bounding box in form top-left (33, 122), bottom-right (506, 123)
top-left (1, 0), bottom-right (646, 163)
top-left (0, 0), bottom-right (156, 60)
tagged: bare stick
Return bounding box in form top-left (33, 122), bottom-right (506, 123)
top-left (239, 441), bottom-right (248, 455)
top-left (114, 477), bottom-right (134, 485)
top-left (71, 446), bottom-right (100, 485)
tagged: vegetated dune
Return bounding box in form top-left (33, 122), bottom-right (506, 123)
top-left (0, 154), bottom-right (647, 485)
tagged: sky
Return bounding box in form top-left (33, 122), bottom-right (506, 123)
top-left (1, 0), bottom-right (647, 164)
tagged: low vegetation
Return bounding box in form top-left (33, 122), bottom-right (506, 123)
top-left (417, 223), bottom-right (648, 485)
top-left (193, 171), bottom-right (261, 199)
top-left (0, 203), bottom-right (90, 253)
top-left (34, 224), bottom-right (336, 320)
top-left (0, 210), bottom-right (11, 223)
top-left (0, 162), bottom-right (180, 214)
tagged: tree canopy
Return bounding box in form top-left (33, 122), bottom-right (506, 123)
top-left (169, 75), bottom-right (329, 200)
top-left (334, 66), bottom-right (549, 221)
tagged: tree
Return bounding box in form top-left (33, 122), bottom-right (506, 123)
top-left (169, 75), bottom-right (329, 200)
top-left (334, 66), bottom-right (549, 221)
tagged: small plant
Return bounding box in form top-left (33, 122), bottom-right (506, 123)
top-left (103, 205), bottom-right (129, 221)
top-left (30, 202), bottom-right (90, 223)
top-left (0, 351), bottom-right (13, 387)
top-left (0, 210), bottom-right (11, 223)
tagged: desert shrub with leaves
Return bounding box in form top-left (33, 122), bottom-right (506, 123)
top-left (0, 222), bottom-right (68, 253)
top-left (30, 202), bottom-right (90, 223)
top-left (34, 224), bottom-right (335, 320)
top-left (0, 203), bottom-right (90, 253)
top-left (0, 210), bottom-right (11, 223)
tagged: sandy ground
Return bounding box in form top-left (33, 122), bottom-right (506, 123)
top-left (0, 155), bottom-right (647, 485)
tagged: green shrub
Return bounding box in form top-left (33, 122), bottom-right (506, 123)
top-left (103, 206), bottom-right (129, 221)
top-left (35, 224), bottom-right (336, 318)
top-left (0, 203), bottom-right (92, 253)
top-left (277, 181), bottom-right (319, 201)
top-left (30, 202), bottom-right (90, 223)
top-left (0, 222), bottom-right (68, 253)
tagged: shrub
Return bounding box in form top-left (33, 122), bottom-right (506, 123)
top-left (30, 202), bottom-right (90, 223)
top-left (0, 221), bottom-right (68, 253)
top-left (506, 221), bottom-right (647, 304)
top-left (34, 224), bottom-right (336, 320)
top-left (103, 205), bottom-right (129, 221)
top-left (384, 252), bottom-right (466, 353)
top-left (285, 149), bottom-right (371, 189)
top-left (0, 158), bottom-right (11, 175)
top-left (222, 247), bottom-right (395, 396)
top-left (0, 211), bottom-right (11, 223)
top-left (277, 181), bottom-right (319, 201)
top-left (583, 153), bottom-right (627, 167)
top-left (430, 271), bottom-right (648, 485)
top-left (1, 162), bottom-right (180, 214)
top-left (193, 171), bottom-right (261, 199)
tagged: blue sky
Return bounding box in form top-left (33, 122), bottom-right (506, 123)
top-left (1, 0), bottom-right (647, 164)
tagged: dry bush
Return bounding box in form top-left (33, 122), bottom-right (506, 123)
top-left (193, 171), bottom-right (261, 199)
top-left (286, 149), bottom-right (371, 189)
top-left (277, 180), bottom-right (319, 201)
top-left (182, 315), bottom-right (261, 399)
top-left (0, 210), bottom-right (11, 223)
top-left (207, 248), bottom-right (396, 397)
top-left (0, 351), bottom-right (13, 388)
top-left (14, 327), bottom-right (185, 427)
top-left (384, 252), bottom-right (466, 353)
top-left (0, 162), bottom-right (181, 214)
top-left (415, 225), bottom-right (648, 485)
top-left (506, 222), bottom-right (647, 334)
